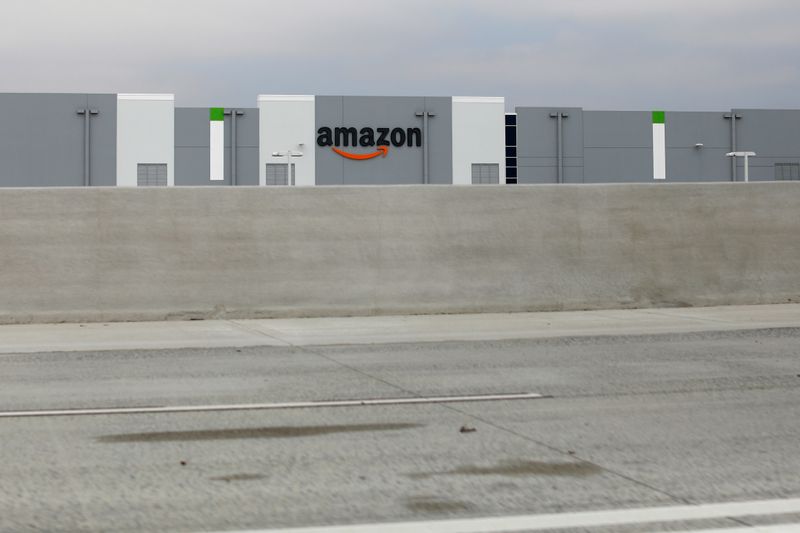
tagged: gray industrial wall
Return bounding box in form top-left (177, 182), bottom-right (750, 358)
top-left (664, 112), bottom-right (731, 182)
top-left (514, 107), bottom-right (800, 183)
top-left (737, 109), bottom-right (800, 180)
top-left (0, 93), bottom-right (117, 187)
top-left (0, 184), bottom-right (798, 324)
top-left (315, 96), bottom-right (453, 185)
top-left (175, 107), bottom-right (259, 186)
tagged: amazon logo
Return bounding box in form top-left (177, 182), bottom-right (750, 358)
top-left (317, 126), bottom-right (421, 160)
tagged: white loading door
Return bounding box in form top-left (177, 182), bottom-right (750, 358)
top-left (471, 163), bottom-right (500, 184)
top-left (137, 164), bottom-right (168, 186)
top-left (265, 163), bottom-right (295, 186)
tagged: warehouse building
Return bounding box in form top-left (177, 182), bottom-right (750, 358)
top-left (0, 92), bottom-right (798, 187)
top-left (507, 107), bottom-right (800, 183)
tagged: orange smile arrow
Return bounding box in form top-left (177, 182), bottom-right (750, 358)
top-left (332, 145), bottom-right (389, 160)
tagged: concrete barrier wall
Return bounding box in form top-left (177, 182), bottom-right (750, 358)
top-left (1, 183), bottom-right (798, 324)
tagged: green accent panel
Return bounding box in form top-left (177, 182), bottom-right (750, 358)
top-left (652, 111), bottom-right (665, 124)
top-left (210, 107), bottom-right (225, 121)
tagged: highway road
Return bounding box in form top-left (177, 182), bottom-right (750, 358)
top-left (1, 309), bottom-right (800, 532)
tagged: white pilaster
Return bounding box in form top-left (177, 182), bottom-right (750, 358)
top-left (258, 95), bottom-right (316, 186)
top-left (452, 97), bottom-right (506, 185)
top-left (116, 94), bottom-right (175, 186)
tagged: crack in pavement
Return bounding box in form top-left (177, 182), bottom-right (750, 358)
top-left (294, 343), bottom-right (698, 509)
top-left (224, 320), bottom-right (292, 346)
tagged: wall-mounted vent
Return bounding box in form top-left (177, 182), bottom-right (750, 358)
top-left (137, 164), bottom-right (167, 186)
top-left (265, 163), bottom-right (295, 186)
top-left (472, 163), bottom-right (500, 184)
top-left (775, 163), bottom-right (799, 181)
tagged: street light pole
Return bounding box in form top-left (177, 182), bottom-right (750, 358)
top-left (224, 110), bottom-right (245, 186)
top-left (415, 110), bottom-right (436, 184)
top-left (272, 150), bottom-right (304, 186)
top-left (549, 112), bottom-right (569, 183)
top-left (77, 108), bottom-right (99, 186)
top-left (744, 153), bottom-right (751, 183)
top-left (726, 151), bottom-right (756, 182)
top-left (724, 113), bottom-right (742, 181)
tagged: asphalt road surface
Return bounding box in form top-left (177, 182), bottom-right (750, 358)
top-left (2, 326), bottom-right (800, 532)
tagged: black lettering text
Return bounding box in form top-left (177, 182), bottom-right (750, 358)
top-left (406, 127), bottom-right (422, 147)
top-left (390, 127), bottom-right (406, 147)
top-left (377, 127), bottom-right (390, 146)
top-left (317, 127), bottom-right (332, 147)
top-left (359, 127), bottom-right (375, 147)
top-left (334, 127), bottom-right (358, 147)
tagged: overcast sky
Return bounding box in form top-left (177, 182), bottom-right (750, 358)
top-left (2, 0), bottom-right (798, 110)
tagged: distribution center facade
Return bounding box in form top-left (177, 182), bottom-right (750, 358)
top-left (0, 92), bottom-right (798, 187)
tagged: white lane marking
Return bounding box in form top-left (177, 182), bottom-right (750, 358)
top-left (0, 392), bottom-right (545, 418)
top-left (672, 525), bottom-right (800, 533)
top-left (205, 497), bottom-right (800, 533)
